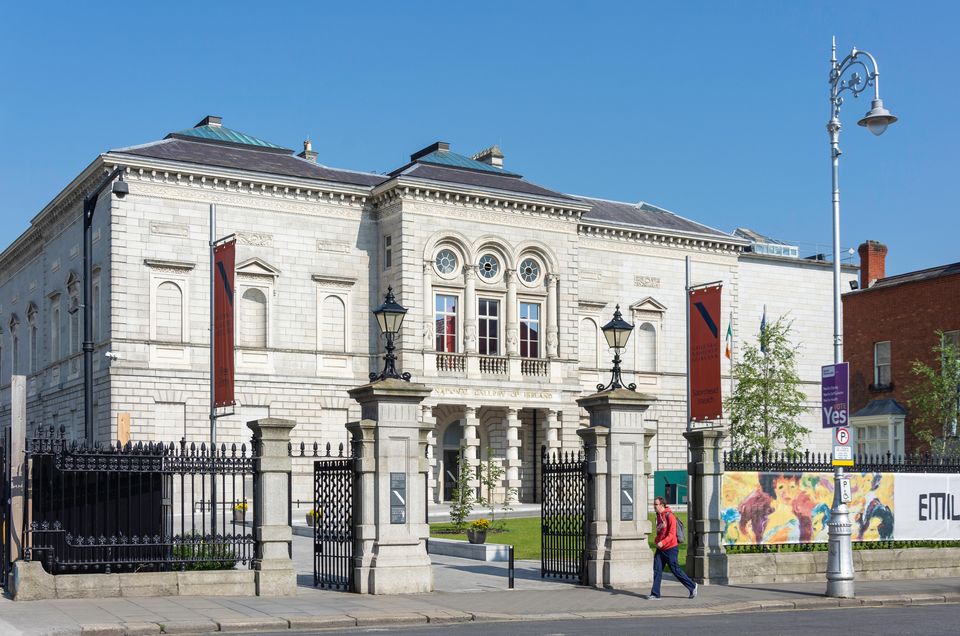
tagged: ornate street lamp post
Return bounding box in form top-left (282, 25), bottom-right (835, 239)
top-left (82, 167), bottom-right (127, 445)
top-left (826, 39), bottom-right (897, 598)
top-left (597, 305), bottom-right (636, 392)
top-left (369, 286), bottom-right (412, 382)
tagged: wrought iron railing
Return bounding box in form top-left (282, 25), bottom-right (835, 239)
top-left (478, 355), bottom-right (508, 375)
top-left (25, 426), bottom-right (257, 575)
top-left (436, 352), bottom-right (466, 373)
top-left (723, 449), bottom-right (960, 473)
top-left (540, 447), bottom-right (589, 585)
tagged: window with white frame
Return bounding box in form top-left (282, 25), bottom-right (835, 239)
top-left (478, 298), bottom-right (499, 355)
top-left (435, 294), bottom-right (458, 353)
top-left (874, 341), bottom-right (891, 386)
top-left (854, 419), bottom-right (903, 456)
top-left (384, 235), bottom-right (392, 270)
top-left (240, 287), bottom-right (268, 348)
top-left (519, 302), bottom-right (540, 358)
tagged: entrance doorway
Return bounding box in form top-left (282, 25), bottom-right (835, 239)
top-left (443, 449), bottom-right (459, 502)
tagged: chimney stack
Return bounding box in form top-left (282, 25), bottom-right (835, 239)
top-left (298, 139), bottom-right (318, 163)
top-left (472, 145), bottom-right (504, 169)
top-left (196, 115), bottom-right (222, 128)
top-left (857, 240), bottom-right (888, 288)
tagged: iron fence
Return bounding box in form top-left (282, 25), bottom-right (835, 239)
top-left (26, 426), bottom-right (257, 575)
top-left (723, 450), bottom-right (960, 473)
top-left (540, 447), bottom-right (589, 584)
top-left (0, 426), bottom-right (9, 588)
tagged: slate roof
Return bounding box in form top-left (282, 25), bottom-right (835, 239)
top-left (113, 138), bottom-right (384, 187)
top-left (414, 149), bottom-right (521, 176)
top-left (576, 196), bottom-right (733, 239)
top-left (852, 398), bottom-right (907, 418)
top-left (866, 261), bottom-right (960, 291)
top-left (168, 123), bottom-right (287, 150)
top-left (392, 162), bottom-right (576, 200)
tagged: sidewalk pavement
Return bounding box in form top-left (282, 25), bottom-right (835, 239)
top-left (2, 552), bottom-right (958, 636)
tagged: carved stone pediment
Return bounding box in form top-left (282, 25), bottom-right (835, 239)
top-left (630, 297), bottom-right (667, 314)
top-left (236, 257), bottom-right (280, 280)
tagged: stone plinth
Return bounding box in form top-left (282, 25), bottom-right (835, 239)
top-left (348, 379), bottom-right (433, 594)
top-left (683, 428), bottom-right (728, 584)
top-left (577, 388), bottom-right (657, 589)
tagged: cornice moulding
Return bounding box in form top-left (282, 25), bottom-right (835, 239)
top-left (578, 221), bottom-right (745, 254)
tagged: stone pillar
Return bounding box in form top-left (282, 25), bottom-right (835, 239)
top-left (422, 261), bottom-right (435, 376)
top-left (546, 273), bottom-right (559, 358)
top-left (464, 265), bottom-right (478, 355)
top-left (347, 379), bottom-right (433, 594)
top-left (504, 408), bottom-right (522, 503)
top-left (545, 409), bottom-right (561, 453)
top-left (463, 405), bottom-right (480, 493)
top-left (683, 429), bottom-right (728, 584)
top-left (247, 417), bottom-right (298, 596)
top-left (506, 269), bottom-right (519, 354)
top-left (423, 405), bottom-right (438, 504)
top-left (576, 388), bottom-right (657, 589)
top-left (9, 375), bottom-right (26, 565)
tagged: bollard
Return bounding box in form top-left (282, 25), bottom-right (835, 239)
top-left (509, 545), bottom-right (515, 589)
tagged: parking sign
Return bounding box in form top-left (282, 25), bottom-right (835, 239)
top-left (821, 362), bottom-right (849, 428)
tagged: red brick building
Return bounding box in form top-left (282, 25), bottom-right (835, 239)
top-left (843, 241), bottom-right (960, 454)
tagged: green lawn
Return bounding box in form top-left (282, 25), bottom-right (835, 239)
top-left (430, 512), bottom-right (688, 565)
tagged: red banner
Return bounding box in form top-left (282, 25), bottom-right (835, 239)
top-left (213, 240), bottom-right (236, 408)
top-left (689, 284), bottom-right (722, 421)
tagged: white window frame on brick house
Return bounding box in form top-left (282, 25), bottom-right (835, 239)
top-left (874, 341), bottom-right (891, 387)
top-left (312, 274), bottom-right (355, 377)
top-left (236, 257), bottom-right (280, 372)
top-left (852, 414), bottom-right (904, 456)
top-left (630, 297), bottom-right (666, 385)
top-left (144, 259), bottom-right (195, 369)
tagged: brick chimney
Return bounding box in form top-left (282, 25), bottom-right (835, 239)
top-left (472, 145), bottom-right (504, 168)
top-left (298, 139), bottom-right (318, 163)
top-left (858, 240), bottom-right (888, 288)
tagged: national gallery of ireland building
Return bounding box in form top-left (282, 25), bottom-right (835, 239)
top-left (0, 116), bottom-right (856, 504)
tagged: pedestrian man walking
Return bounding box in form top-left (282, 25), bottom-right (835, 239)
top-left (647, 496), bottom-right (698, 600)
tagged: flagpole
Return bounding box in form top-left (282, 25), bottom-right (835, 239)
top-left (685, 256), bottom-right (691, 432)
top-left (209, 203), bottom-right (217, 534)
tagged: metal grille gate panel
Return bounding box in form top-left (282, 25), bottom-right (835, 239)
top-left (540, 448), bottom-right (589, 584)
top-left (313, 449), bottom-right (355, 591)
top-left (1, 427), bottom-right (9, 589)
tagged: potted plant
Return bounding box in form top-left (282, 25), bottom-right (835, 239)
top-left (306, 508), bottom-right (320, 526)
top-left (467, 518), bottom-right (490, 544)
top-left (233, 501), bottom-right (248, 524)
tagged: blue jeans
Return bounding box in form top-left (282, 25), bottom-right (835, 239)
top-left (650, 547), bottom-right (695, 597)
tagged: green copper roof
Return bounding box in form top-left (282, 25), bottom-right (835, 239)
top-left (417, 150), bottom-right (519, 176)
top-left (168, 124), bottom-right (288, 150)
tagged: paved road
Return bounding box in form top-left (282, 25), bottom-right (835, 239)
top-left (235, 605), bottom-right (959, 636)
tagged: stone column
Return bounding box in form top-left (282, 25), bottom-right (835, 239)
top-left (423, 405), bottom-right (438, 504)
top-left (683, 429), bottom-right (728, 585)
top-left (546, 273), bottom-right (559, 358)
top-left (576, 388), bottom-right (657, 589)
top-left (247, 417), bottom-right (298, 596)
top-left (463, 405), bottom-right (481, 493)
top-left (504, 408), bottom-right (522, 503)
top-left (9, 375), bottom-right (26, 566)
top-left (464, 265), bottom-right (478, 354)
top-left (422, 260), bottom-right (434, 351)
top-left (347, 379), bottom-right (433, 594)
top-left (544, 409), bottom-right (561, 453)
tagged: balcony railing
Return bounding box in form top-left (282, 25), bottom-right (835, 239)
top-left (436, 353), bottom-right (466, 373)
top-left (521, 358), bottom-right (548, 377)
top-left (478, 355), bottom-right (508, 376)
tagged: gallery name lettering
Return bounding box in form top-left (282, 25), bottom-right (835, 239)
top-left (918, 492), bottom-right (960, 521)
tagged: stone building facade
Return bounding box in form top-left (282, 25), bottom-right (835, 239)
top-left (0, 116), bottom-right (856, 503)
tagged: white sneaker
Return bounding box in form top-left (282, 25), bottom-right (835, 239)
top-left (689, 583), bottom-right (699, 599)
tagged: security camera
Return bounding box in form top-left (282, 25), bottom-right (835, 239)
top-left (112, 177), bottom-right (129, 198)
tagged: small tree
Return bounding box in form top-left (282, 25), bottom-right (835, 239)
top-left (475, 447), bottom-right (514, 530)
top-left (725, 317), bottom-right (809, 454)
top-left (448, 447), bottom-right (475, 532)
top-left (905, 332), bottom-right (960, 456)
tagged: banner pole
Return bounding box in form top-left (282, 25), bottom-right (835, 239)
top-left (209, 203), bottom-right (217, 533)
top-left (685, 256), bottom-right (691, 433)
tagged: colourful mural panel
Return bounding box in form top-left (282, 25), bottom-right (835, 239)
top-left (720, 471), bottom-right (894, 545)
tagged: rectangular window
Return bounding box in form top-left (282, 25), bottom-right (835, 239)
top-left (478, 299), bottom-right (499, 355)
top-left (874, 341), bottom-right (891, 386)
top-left (384, 235), bottom-right (392, 270)
top-left (519, 302), bottom-right (540, 358)
top-left (435, 294), bottom-right (457, 353)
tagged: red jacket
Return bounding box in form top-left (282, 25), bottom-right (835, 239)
top-left (655, 506), bottom-right (679, 551)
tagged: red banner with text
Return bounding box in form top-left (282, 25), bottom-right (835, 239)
top-left (689, 284), bottom-right (722, 421)
top-left (213, 240), bottom-right (236, 408)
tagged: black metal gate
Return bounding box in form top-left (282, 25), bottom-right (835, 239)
top-left (540, 447), bottom-right (589, 584)
top-left (1, 426), bottom-right (9, 589)
top-left (312, 443), bottom-right (356, 591)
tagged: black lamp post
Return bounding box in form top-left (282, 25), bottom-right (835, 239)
top-left (597, 304), bottom-right (636, 392)
top-left (83, 166), bottom-right (127, 445)
top-left (369, 286), bottom-right (412, 382)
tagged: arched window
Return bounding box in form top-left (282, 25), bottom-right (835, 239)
top-left (638, 322), bottom-right (657, 372)
top-left (443, 421), bottom-right (464, 447)
top-left (321, 295), bottom-right (346, 352)
top-left (156, 282), bottom-right (183, 342)
top-left (240, 288), bottom-right (268, 348)
top-left (579, 318), bottom-right (598, 369)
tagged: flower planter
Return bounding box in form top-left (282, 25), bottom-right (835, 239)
top-left (306, 514), bottom-right (317, 526)
top-left (467, 529), bottom-right (487, 545)
top-left (233, 509), bottom-right (245, 524)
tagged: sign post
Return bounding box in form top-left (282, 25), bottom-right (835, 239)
top-left (822, 361), bottom-right (854, 597)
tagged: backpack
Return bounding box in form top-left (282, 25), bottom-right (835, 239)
top-left (675, 515), bottom-right (686, 544)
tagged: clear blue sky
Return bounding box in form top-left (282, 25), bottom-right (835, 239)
top-left (2, 2), bottom-right (957, 276)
